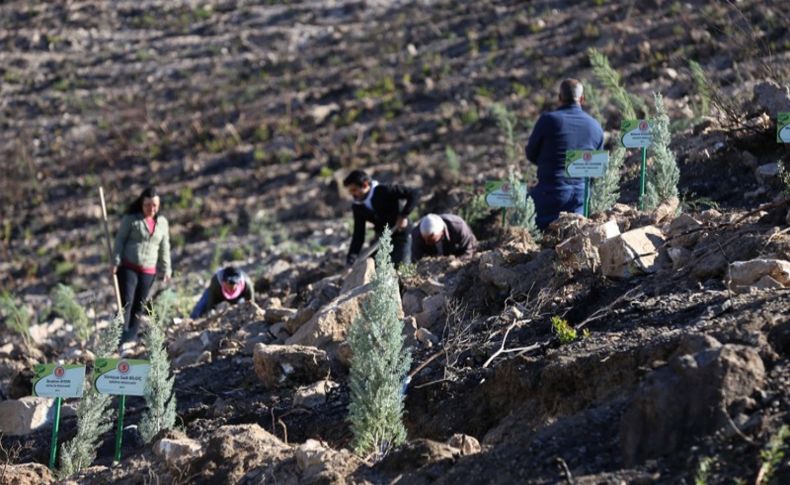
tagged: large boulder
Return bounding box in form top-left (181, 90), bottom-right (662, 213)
top-left (253, 344), bottom-right (330, 389)
top-left (599, 225), bottom-right (666, 278)
top-left (340, 257), bottom-right (376, 294)
top-left (285, 284), bottom-right (402, 358)
top-left (667, 213), bottom-right (703, 249)
top-left (620, 341), bottom-right (764, 466)
top-left (0, 397), bottom-right (55, 436)
top-left (555, 219), bottom-right (620, 271)
top-left (728, 258), bottom-right (790, 292)
top-left (414, 293), bottom-right (445, 329)
top-left (753, 80), bottom-right (790, 118)
top-left (202, 424), bottom-right (292, 483)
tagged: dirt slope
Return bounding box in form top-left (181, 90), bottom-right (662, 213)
top-left (1, 0), bottom-right (789, 484)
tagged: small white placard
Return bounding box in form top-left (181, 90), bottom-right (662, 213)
top-left (93, 359), bottom-right (150, 396)
top-left (565, 150), bottom-right (609, 178)
top-left (32, 364), bottom-right (86, 399)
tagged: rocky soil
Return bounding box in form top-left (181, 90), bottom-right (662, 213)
top-left (1, 0), bottom-right (790, 484)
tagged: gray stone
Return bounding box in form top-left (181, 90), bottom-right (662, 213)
top-left (0, 397), bottom-right (55, 436)
top-left (154, 435), bottom-right (203, 468)
top-left (728, 258), bottom-right (790, 292)
top-left (340, 257), bottom-right (376, 294)
top-left (402, 288), bottom-right (426, 315)
top-left (599, 225), bottom-right (666, 278)
top-left (447, 433), bottom-right (481, 455)
top-left (293, 380), bottom-right (338, 409)
top-left (755, 162), bottom-right (780, 184)
top-left (753, 80), bottom-right (790, 117)
top-left (264, 307), bottom-right (298, 324)
top-left (253, 344), bottom-right (330, 389)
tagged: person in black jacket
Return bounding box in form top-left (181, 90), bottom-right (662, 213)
top-left (411, 213), bottom-right (478, 262)
top-left (343, 170), bottom-right (419, 267)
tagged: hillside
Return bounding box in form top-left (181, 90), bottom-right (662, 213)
top-left (1, 0), bottom-right (789, 483)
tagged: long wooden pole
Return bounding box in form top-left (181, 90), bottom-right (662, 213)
top-left (100, 187), bottom-right (123, 313)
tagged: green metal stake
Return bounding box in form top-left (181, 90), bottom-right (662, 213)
top-left (48, 397), bottom-right (62, 470)
top-left (501, 208), bottom-right (507, 226)
top-left (583, 177), bottom-right (591, 217)
top-left (114, 394), bottom-right (126, 462)
top-left (638, 146), bottom-right (647, 210)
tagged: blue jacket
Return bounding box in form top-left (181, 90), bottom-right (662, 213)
top-left (525, 104), bottom-right (604, 228)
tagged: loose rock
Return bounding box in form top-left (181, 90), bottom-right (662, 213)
top-left (253, 344), bottom-right (330, 388)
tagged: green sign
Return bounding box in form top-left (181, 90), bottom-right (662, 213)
top-left (621, 119), bottom-right (653, 148)
top-left (32, 363), bottom-right (86, 399)
top-left (565, 150), bottom-right (609, 178)
top-left (779, 113), bottom-right (790, 143)
top-left (93, 359), bottom-right (150, 396)
top-left (484, 180), bottom-right (524, 208)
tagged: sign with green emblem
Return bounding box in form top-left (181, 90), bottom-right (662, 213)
top-left (93, 359), bottom-right (150, 396)
top-left (32, 363), bottom-right (85, 399)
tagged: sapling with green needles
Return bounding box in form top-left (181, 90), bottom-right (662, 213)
top-left (347, 227), bottom-right (411, 457)
top-left (59, 312), bottom-right (124, 477)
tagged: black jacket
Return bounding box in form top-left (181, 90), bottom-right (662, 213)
top-left (411, 214), bottom-right (478, 261)
top-left (348, 183), bottom-right (420, 262)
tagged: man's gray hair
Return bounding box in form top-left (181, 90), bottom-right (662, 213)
top-left (559, 79), bottom-right (584, 104)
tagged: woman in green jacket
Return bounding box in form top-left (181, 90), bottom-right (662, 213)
top-left (112, 187), bottom-right (172, 343)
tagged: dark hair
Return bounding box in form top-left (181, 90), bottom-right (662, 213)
top-left (126, 186), bottom-right (162, 217)
top-left (559, 79), bottom-right (583, 105)
top-left (343, 170), bottom-right (370, 187)
top-left (221, 266), bottom-right (242, 284)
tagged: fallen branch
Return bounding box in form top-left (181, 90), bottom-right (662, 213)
top-left (482, 318), bottom-right (531, 368)
top-left (576, 287), bottom-right (644, 331)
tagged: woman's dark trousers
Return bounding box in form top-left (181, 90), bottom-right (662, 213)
top-left (117, 267), bottom-right (155, 344)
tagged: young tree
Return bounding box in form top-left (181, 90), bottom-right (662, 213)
top-left (644, 93), bottom-right (680, 210)
top-left (588, 48), bottom-right (637, 121)
top-left (59, 312), bottom-right (124, 477)
top-left (506, 168), bottom-right (540, 241)
top-left (347, 227), bottom-right (411, 457)
top-left (139, 289), bottom-right (177, 443)
top-left (590, 145), bottom-right (625, 214)
top-left (51, 284), bottom-right (91, 343)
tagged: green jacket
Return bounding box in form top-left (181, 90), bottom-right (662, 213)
top-left (113, 214), bottom-right (172, 277)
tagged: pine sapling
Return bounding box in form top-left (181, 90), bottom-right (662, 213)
top-left (347, 227), bottom-right (411, 457)
top-left (51, 284), bottom-right (91, 343)
top-left (644, 93), bottom-right (681, 210)
top-left (689, 60), bottom-right (711, 118)
top-left (0, 292), bottom-right (32, 348)
top-left (588, 48), bottom-right (637, 120)
top-left (490, 103), bottom-right (518, 164)
top-left (139, 289), bottom-right (177, 443)
top-left (590, 145), bottom-right (625, 214)
top-left (59, 311), bottom-right (124, 477)
top-left (506, 168), bottom-right (540, 241)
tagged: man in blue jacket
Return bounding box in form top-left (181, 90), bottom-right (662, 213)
top-left (525, 79), bottom-right (604, 229)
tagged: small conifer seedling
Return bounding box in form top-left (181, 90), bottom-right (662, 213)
top-left (347, 227), bottom-right (411, 457)
top-left (644, 92), bottom-right (681, 210)
top-left (51, 284), bottom-right (92, 342)
top-left (59, 312), bottom-right (124, 477)
top-left (139, 289), bottom-right (177, 443)
top-left (590, 145), bottom-right (625, 214)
